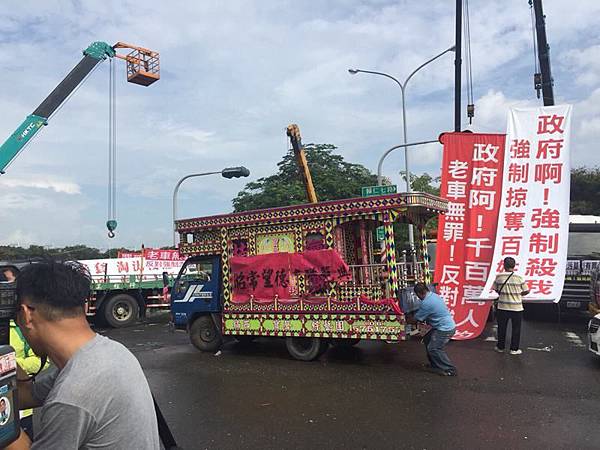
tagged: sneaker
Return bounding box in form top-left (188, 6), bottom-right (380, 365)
top-left (443, 370), bottom-right (457, 377)
top-left (509, 349), bottom-right (523, 355)
top-left (494, 347), bottom-right (504, 353)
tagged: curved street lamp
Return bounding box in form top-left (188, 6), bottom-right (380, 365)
top-left (348, 45), bottom-right (455, 249)
top-left (172, 166), bottom-right (250, 246)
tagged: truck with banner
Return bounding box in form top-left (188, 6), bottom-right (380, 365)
top-left (80, 249), bottom-right (186, 327)
top-left (171, 192), bottom-right (447, 360)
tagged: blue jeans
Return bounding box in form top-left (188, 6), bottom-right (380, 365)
top-left (423, 328), bottom-right (456, 373)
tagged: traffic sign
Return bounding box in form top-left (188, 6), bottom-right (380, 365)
top-left (376, 226), bottom-right (386, 241)
top-left (361, 185), bottom-right (397, 197)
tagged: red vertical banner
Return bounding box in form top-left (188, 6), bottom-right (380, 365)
top-left (434, 133), bottom-right (506, 340)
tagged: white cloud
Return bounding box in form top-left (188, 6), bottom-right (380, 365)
top-left (0, 0), bottom-right (598, 247)
top-left (0, 177), bottom-right (81, 194)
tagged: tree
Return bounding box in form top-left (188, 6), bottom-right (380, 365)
top-left (232, 143), bottom-right (380, 211)
top-left (409, 173), bottom-right (440, 196)
top-left (571, 167), bottom-right (600, 215)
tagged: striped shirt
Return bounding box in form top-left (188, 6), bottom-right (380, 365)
top-left (493, 272), bottom-right (529, 312)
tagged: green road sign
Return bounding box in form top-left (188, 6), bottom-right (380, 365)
top-left (376, 226), bottom-right (386, 241)
top-left (361, 185), bottom-right (397, 197)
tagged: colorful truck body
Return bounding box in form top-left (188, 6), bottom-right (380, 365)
top-left (171, 192), bottom-right (447, 360)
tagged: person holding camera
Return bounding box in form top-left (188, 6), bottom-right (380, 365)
top-left (6, 260), bottom-right (160, 449)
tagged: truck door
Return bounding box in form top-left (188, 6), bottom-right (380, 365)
top-left (171, 256), bottom-right (220, 326)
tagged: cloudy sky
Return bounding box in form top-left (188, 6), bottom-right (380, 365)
top-left (1, 0), bottom-right (598, 249)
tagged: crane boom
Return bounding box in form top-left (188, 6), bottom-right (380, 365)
top-left (0, 41), bottom-right (159, 174)
top-left (0, 42), bottom-right (116, 173)
top-left (286, 124), bottom-right (318, 204)
top-left (532, 0), bottom-right (554, 106)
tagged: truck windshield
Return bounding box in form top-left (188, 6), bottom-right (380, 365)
top-left (568, 232), bottom-right (600, 257)
top-left (174, 260), bottom-right (213, 294)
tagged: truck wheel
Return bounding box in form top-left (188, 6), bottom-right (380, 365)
top-left (331, 338), bottom-right (361, 347)
top-left (285, 337), bottom-right (327, 361)
top-left (190, 316), bottom-right (222, 352)
top-left (103, 294), bottom-right (139, 328)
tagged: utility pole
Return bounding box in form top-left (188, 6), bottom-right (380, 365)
top-left (532, 0), bottom-right (555, 106)
top-left (454, 0), bottom-right (462, 131)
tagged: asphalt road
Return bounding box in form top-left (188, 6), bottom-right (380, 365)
top-left (101, 312), bottom-right (600, 450)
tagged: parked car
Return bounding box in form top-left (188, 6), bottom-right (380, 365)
top-left (588, 313), bottom-right (600, 356)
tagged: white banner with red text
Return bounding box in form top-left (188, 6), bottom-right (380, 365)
top-left (481, 105), bottom-right (573, 302)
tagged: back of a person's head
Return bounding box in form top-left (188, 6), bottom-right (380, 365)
top-left (414, 282), bottom-right (429, 297)
top-left (503, 257), bottom-right (516, 271)
top-left (16, 260), bottom-right (91, 321)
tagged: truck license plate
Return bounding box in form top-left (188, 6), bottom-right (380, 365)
top-left (566, 301), bottom-right (581, 309)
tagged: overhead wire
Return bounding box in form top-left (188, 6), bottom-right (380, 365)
top-left (529, 0), bottom-right (540, 74)
top-left (463, 0), bottom-right (475, 124)
top-left (107, 57), bottom-right (117, 238)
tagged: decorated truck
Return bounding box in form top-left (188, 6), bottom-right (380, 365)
top-left (171, 192), bottom-right (447, 361)
top-left (80, 250), bottom-right (185, 327)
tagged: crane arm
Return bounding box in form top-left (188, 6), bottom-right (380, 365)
top-left (532, 0), bottom-right (554, 106)
top-left (286, 124), bottom-right (318, 204)
top-left (0, 41), bottom-right (115, 173)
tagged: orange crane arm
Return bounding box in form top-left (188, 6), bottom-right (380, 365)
top-left (286, 124), bottom-right (318, 204)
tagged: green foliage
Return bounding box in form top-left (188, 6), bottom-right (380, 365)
top-left (571, 167), bottom-right (600, 215)
top-left (232, 143), bottom-right (380, 212)
top-left (410, 173), bottom-right (440, 196)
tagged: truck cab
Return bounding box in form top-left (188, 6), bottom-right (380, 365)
top-left (171, 256), bottom-right (222, 349)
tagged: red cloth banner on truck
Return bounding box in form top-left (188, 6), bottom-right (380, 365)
top-left (481, 105), bottom-right (573, 302)
top-left (230, 249), bottom-right (350, 302)
top-left (434, 133), bottom-right (506, 340)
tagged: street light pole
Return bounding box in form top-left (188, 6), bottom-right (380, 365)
top-left (376, 140), bottom-right (439, 186)
top-left (172, 167), bottom-right (250, 246)
top-left (348, 45), bottom-right (455, 250)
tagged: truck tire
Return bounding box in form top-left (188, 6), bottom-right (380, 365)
top-left (103, 294), bottom-right (139, 328)
top-left (285, 337), bottom-right (328, 361)
top-left (190, 316), bottom-right (222, 353)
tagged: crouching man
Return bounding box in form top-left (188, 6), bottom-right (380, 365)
top-left (7, 260), bottom-right (159, 449)
top-left (406, 283), bottom-right (457, 377)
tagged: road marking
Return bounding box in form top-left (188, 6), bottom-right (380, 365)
top-left (527, 346), bottom-right (553, 352)
top-left (563, 331), bottom-right (585, 348)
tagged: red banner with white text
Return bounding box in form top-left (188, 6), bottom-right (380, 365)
top-left (230, 249), bottom-right (351, 302)
top-left (434, 133), bottom-right (506, 340)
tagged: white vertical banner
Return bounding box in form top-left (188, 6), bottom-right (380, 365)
top-left (482, 105), bottom-right (573, 302)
